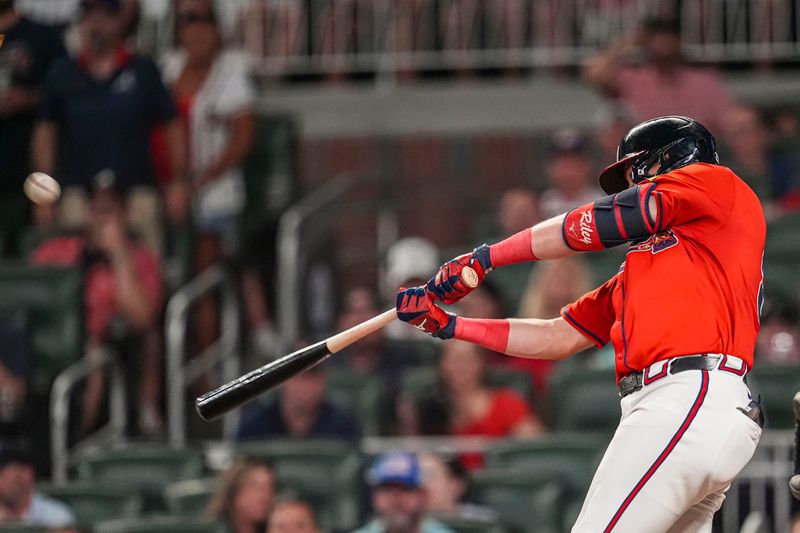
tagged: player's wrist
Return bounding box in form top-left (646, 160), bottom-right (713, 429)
top-left (488, 227), bottom-right (538, 268)
top-left (453, 317), bottom-right (510, 353)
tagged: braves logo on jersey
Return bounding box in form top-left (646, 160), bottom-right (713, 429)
top-left (627, 230), bottom-right (679, 255)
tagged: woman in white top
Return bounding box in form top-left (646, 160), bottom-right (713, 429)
top-left (163, 0), bottom-right (275, 357)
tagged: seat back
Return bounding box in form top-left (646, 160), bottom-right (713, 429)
top-left (237, 439), bottom-right (362, 531)
top-left (78, 445), bottom-right (206, 512)
top-left (0, 264), bottom-right (83, 390)
top-left (468, 470), bottom-right (565, 533)
top-left (93, 516), bottom-right (228, 533)
top-left (747, 365), bottom-right (800, 428)
top-left (39, 482), bottom-right (143, 526)
top-left (548, 367), bottom-right (620, 432)
top-left (163, 478), bottom-right (219, 516)
top-left (327, 371), bottom-right (384, 436)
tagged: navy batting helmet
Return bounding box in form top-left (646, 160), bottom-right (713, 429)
top-left (598, 116), bottom-right (719, 195)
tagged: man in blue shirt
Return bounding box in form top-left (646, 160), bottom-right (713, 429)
top-left (352, 452), bottom-right (455, 533)
top-left (0, 440), bottom-right (76, 528)
top-left (237, 360), bottom-right (359, 441)
top-left (32, 0), bottom-right (185, 244)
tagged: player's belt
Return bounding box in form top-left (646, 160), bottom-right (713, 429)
top-left (618, 354), bottom-right (747, 398)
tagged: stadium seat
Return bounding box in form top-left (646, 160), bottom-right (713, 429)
top-left (431, 515), bottom-right (505, 533)
top-left (236, 439), bottom-right (362, 531)
top-left (747, 365), bottom-right (800, 429)
top-left (77, 445), bottom-right (206, 512)
top-left (93, 516), bottom-right (227, 533)
top-left (468, 469), bottom-right (566, 533)
top-left (38, 482), bottom-right (142, 526)
top-left (548, 367), bottom-right (620, 432)
top-left (484, 433), bottom-right (608, 494)
top-left (327, 370), bottom-right (384, 435)
top-left (0, 264), bottom-right (83, 390)
top-left (163, 478), bottom-right (218, 516)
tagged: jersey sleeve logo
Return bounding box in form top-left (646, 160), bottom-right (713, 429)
top-left (627, 229), bottom-right (679, 255)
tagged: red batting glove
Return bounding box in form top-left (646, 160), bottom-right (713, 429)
top-left (396, 286), bottom-right (456, 339)
top-left (427, 244), bottom-right (492, 305)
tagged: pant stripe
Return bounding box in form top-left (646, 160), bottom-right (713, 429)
top-left (603, 370), bottom-right (710, 532)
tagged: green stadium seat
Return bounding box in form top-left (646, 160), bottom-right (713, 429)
top-left (0, 264), bottom-right (83, 390)
top-left (163, 478), bottom-right (219, 516)
top-left (747, 365), bottom-right (800, 429)
top-left (236, 439), bottom-right (362, 531)
top-left (77, 445), bottom-right (206, 512)
top-left (38, 482), bottom-right (142, 526)
top-left (431, 515), bottom-right (505, 533)
top-left (468, 469), bottom-right (566, 533)
top-left (484, 433), bottom-right (608, 495)
top-left (93, 516), bottom-right (228, 533)
top-left (327, 371), bottom-right (384, 436)
top-left (548, 367), bottom-right (620, 432)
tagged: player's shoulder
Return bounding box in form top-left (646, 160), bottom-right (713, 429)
top-left (655, 162), bottom-right (736, 184)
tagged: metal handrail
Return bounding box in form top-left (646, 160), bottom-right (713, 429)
top-left (276, 174), bottom-right (355, 348)
top-left (50, 345), bottom-right (127, 485)
top-left (166, 264), bottom-right (240, 448)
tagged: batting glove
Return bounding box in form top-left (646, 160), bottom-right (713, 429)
top-left (396, 286), bottom-right (456, 340)
top-left (427, 244), bottom-right (492, 305)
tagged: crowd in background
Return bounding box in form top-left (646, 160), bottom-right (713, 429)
top-left (2, 0), bottom-right (800, 531)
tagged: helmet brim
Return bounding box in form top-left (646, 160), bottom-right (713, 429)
top-left (598, 151), bottom-right (645, 195)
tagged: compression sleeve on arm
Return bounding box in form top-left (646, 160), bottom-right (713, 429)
top-left (488, 227), bottom-right (539, 268)
top-left (454, 317), bottom-right (511, 353)
top-left (562, 183), bottom-right (657, 251)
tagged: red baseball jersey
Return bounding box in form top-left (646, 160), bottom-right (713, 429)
top-left (561, 163), bottom-right (766, 381)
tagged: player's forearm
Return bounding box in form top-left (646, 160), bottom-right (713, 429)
top-left (487, 215), bottom-right (574, 269)
top-left (453, 316), bottom-right (590, 360)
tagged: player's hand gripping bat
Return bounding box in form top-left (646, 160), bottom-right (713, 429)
top-left (195, 266), bottom-right (480, 421)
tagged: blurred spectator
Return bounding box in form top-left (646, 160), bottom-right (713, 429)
top-left (720, 105), bottom-right (774, 204)
top-left (417, 453), bottom-right (496, 522)
top-left (403, 341), bottom-right (543, 468)
top-left (511, 257), bottom-right (594, 392)
top-left (475, 188), bottom-right (541, 314)
top-left (353, 451), bottom-right (455, 533)
top-left (0, 439), bottom-right (76, 529)
top-left (0, 319), bottom-right (31, 432)
top-left (32, 0), bottom-right (185, 254)
top-left (32, 176), bottom-right (164, 437)
top-left (584, 16), bottom-right (733, 133)
top-left (160, 0), bottom-right (276, 360)
top-left (384, 237), bottom-right (440, 342)
top-left (236, 350), bottom-right (358, 441)
top-left (207, 456), bottom-right (277, 533)
top-left (539, 128), bottom-right (603, 219)
top-left (756, 295), bottom-right (800, 366)
top-left (770, 108), bottom-right (800, 212)
top-left (0, 0), bottom-right (64, 255)
top-left (267, 498), bottom-right (321, 533)
top-left (457, 281), bottom-right (505, 321)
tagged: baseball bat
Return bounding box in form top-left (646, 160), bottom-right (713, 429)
top-left (789, 391), bottom-right (800, 500)
top-left (195, 266), bottom-right (480, 421)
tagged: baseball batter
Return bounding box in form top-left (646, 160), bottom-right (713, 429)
top-left (396, 116), bottom-right (765, 532)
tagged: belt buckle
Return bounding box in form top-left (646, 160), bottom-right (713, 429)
top-left (619, 372), bottom-right (643, 398)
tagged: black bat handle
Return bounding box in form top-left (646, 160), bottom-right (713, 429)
top-left (195, 341), bottom-right (331, 421)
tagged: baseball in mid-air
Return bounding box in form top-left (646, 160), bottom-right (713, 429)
top-left (24, 172), bottom-right (61, 205)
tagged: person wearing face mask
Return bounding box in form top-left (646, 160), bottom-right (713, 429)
top-left (31, 0), bottom-right (185, 255)
top-left (583, 16), bottom-right (733, 134)
top-left (0, 0), bottom-right (64, 255)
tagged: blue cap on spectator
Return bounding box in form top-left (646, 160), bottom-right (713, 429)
top-left (548, 127), bottom-right (587, 155)
top-left (368, 451), bottom-right (421, 488)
